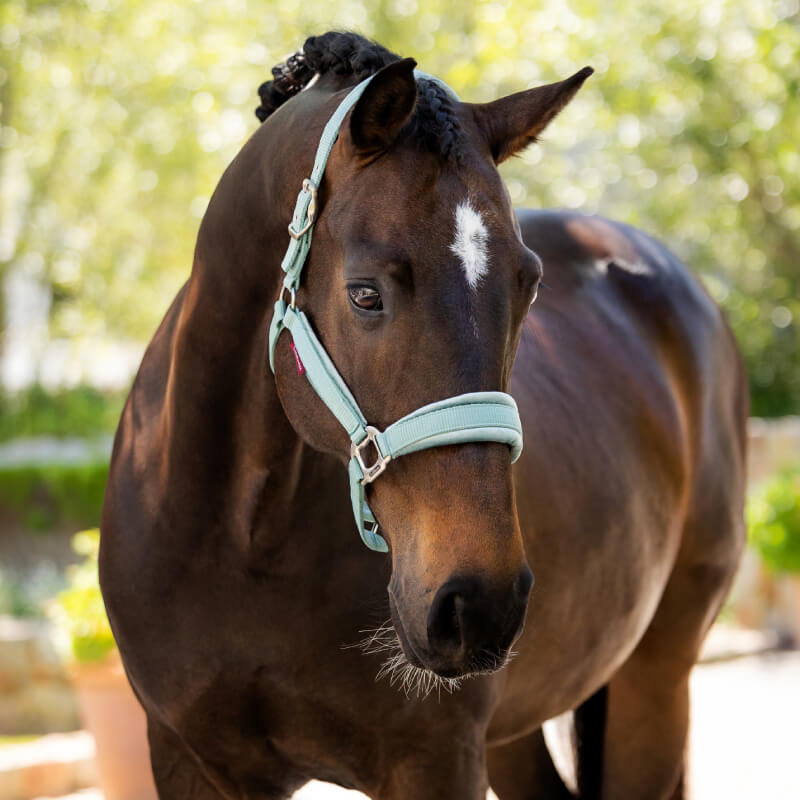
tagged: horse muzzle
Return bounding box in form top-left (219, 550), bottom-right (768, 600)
top-left (389, 566), bottom-right (534, 678)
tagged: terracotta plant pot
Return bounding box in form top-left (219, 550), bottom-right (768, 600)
top-left (782, 573), bottom-right (800, 645)
top-left (70, 650), bottom-right (158, 800)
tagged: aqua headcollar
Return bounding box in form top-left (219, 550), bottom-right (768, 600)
top-left (268, 72), bottom-right (523, 552)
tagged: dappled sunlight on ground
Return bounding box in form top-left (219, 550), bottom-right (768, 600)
top-left (688, 652), bottom-right (800, 800)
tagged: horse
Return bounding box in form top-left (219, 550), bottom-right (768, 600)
top-left (100, 32), bottom-right (748, 800)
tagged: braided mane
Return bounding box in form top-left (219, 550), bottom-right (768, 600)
top-left (255, 32), bottom-right (464, 163)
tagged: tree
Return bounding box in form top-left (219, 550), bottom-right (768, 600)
top-left (1, 0), bottom-right (797, 414)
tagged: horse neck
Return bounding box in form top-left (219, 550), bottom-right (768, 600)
top-left (157, 129), bottom-right (316, 552)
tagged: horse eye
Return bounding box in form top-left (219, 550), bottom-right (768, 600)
top-left (530, 276), bottom-right (540, 306)
top-left (348, 286), bottom-right (383, 311)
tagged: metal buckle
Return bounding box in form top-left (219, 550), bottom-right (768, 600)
top-left (351, 426), bottom-right (391, 484)
top-left (288, 178), bottom-right (318, 240)
top-left (363, 519), bottom-right (381, 538)
top-left (281, 285), bottom-right (296, 309)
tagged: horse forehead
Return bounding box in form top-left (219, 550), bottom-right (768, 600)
top-left (449, 200), bottom-right (491, 291)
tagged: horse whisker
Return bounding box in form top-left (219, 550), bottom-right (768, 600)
top-left (347, 620), bottom-right (518, 700)
top-left (348, 621), bottom-right (467, 700)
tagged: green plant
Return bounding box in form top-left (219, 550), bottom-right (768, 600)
top-left (0, 385), bottom-right (125, 442)
top-left (48, 529), bottom-right (116, 664)
top-left (748, 468), bottom-right (800, 574)
top-left (0, 461), bottom-right (109, 530)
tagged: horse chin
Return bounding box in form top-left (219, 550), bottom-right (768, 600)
top-left (424, 645), bottom-right (515, 682)
top-left (388, 598), bottom-right (514, 679)
top-left (356, 610), bottom-right (513, 699)
top-left (433, 651), bottom-right (511, 679)
top-left (357, 622), bottom-right (466, 699)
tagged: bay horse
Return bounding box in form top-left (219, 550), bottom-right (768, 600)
top-left (100, 32), bottom-right (748, 800)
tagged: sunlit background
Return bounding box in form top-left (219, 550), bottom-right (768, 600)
top-left (0, 1), bottom-right (799, 798)
top-left (2, 0), bottom-right (799, 414)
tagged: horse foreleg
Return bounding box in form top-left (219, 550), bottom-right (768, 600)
top-left (147, 716), bottom-right (230, 800)
top-left (601, 545), bottom-right (739, 800)
top-left (372, 738), bottom-right (489, 800)
top-left (487, 727), bottom-right (574, 800)
top-left (601, 662), bottom-right (690, 800)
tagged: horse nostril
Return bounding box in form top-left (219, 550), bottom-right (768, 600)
top-left (426, 572), bottom-right (532, 669)
top-left (426, 578), bottom-right (477, 655)
top-left (515, 565), bottom-right (534, 601)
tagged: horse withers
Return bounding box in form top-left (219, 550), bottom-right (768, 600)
top-left (100, 32), bottom-right (747, 800)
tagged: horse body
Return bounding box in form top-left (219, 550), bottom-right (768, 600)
top-left (100, 35), bottom-right (746, 800)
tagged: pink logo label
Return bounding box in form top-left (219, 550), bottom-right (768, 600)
top-left (290, 341), bottom-right (305, 376)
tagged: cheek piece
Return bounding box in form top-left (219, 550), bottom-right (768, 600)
top-left (268, 71), bottom-right (523, 553)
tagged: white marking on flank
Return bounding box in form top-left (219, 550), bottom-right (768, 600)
top-left (543, 711), bottom-right (579, 794)
top-left (450, 201), bottom-right (490, 291)
top-left (594, 257), bottom-right (653, 276)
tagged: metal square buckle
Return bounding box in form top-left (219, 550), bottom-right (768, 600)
top-left (287, 178), bottom-right (318, 240)
top-left (351, 426), bottom-right (391, 484)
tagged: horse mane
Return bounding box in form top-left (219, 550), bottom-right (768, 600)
top-left (255, 32), bottom-right (464, 163)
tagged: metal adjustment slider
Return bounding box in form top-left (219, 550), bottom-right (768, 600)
top-left (351, 426), bottom-right (392, 484)
top-left (281, 285), bottom-right (296, 309)
top-left (288, 178), bottom-right (318, 240)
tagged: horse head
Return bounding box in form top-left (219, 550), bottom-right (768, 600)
top-left (226, 35), bottom-right (591, 684)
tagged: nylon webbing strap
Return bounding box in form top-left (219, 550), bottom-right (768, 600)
top-left (267, 71), bottom-right (523, 552)
top-left (376, 393), bottom-right (522, 462)
top-left (280, 75), bottom-right (377, 295)
top-left (282, 303), bottom-right (368, 442)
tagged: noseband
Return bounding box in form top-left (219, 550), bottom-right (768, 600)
top-left (268, 73), bottom-right (523, 552)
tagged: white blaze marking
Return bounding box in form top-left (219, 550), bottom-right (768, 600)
top-left (450, 201), bottom-right (489, 290)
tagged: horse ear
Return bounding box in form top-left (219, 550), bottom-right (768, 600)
top-left (349, 57), bottom-right (418, 156)
top-left (473, 67), bottom-right (593, 164)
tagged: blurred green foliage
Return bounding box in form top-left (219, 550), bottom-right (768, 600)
top-left (0, 736), bottom-right (39, 746)
top-left (0, 461), bottom-right (108, 529)
top-left (49, 528), bottom-right (116, 663)
top-left (748, 468), bottom-right (800, 573)
top-left (0, 384), bottom-right (124, 441)
top-left (0, 0), bottom-right (798, 415)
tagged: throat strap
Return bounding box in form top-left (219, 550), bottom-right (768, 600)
top-left (268, 72), bottom-right (523, 553)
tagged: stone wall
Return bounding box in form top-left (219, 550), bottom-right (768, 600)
top-left (748, 416), bottom-right (800, 485)
top-left (0, 617), bottom-right (79, 734)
